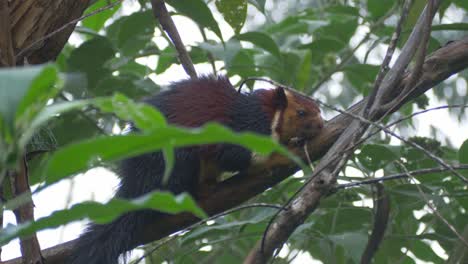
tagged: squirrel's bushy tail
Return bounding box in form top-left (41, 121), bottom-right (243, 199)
top-left (69, 149), bottom-right (199, 263)
top-left (69, 211), bottom-right (156, 264)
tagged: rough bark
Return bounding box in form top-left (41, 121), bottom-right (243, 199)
top-left (9, 0), bottom-right (91, 64)
top-left (9, 159), bottom-right (43, 264)
top-left (360, 184), bottom-right (390, 264)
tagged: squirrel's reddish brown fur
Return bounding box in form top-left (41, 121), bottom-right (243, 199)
top-left (70, 75), bottom-right (324, 264)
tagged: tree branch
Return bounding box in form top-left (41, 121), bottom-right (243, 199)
top-left (364, 0), bottom-right (411, 117)
top-left (337, 164), bottom-right (468, 189)
top-left (0, 1), bottom-right (15, 66)
top-left (244, 2), bottom-right (443, 263)
top-left (361, 184), bottom-right (390, 264)
top-left (10, 0), bottom-right (93, 64)
top-left (14, 0), bottom-right (121, 61)
top-left (9, 158), bottom-right (43, 264)
top-left (150, 0), bottom-right (197, 79)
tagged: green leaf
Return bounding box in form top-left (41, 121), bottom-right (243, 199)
top-left (409, 240), bottom-right (444, 262)
top-left (314, 18), bottom-right (358, 45)
top-left (405, 0), bottom-right (426, 31)
top-left (248, 0), bottom-right (266, 13)
top-left (166, 0), bottom-right (223, 41)
top-left (0, 65), bottom-right (54, 130)
top-left (68, 37), bottom-right (115, 87)
top-left (236, 31), bottom-right (281, 58)
top-left (413, 94), bottom-right (429, 109)
top-left (45, 112), bottom-right (100, 151)
top-left (312, 207), bottom-right (372, 233)
top-left (301, 38), bottom-right (343, 64)
top-left (93, 75), bottom-right (152, 97)
top-left (19, 101), bottom-right (89, 148)
top-left (156, 46), bottom-right (178, 74)
top-left (295, 50), bottom-right (312, 91)
top-left (227, 49), bottom-right (257, 78)
top-left (216, 0), bottom-right (247, 34)
top-left (133, 78), bottom-right (160, 94)
top-left (325, 5), bottom-right (360, 17)
top-left (82, 0), bottom-right (121, 31)
top-left (155, 43), bottom-right (211, 73)
top-left (343, 64), bottom-right (380, 96)
top-left (0, 115), bottom-right (8, 148)
top-left (0, 191), bottom-right (206, 246)
top-left (94, 94), bottom-right (167, 131)
top-left (199, 39), bottom-right (241, 64)
top-left (113, 59), bottom-right (151, 77)
top-left (25, 126), bottom-right (57, 156)
top-left (181, 207), bottom-right (276, 245)
top-left (23, 93), bottom-right (164, 151)
top-left (162, 146), bottom-right (175, 185)
top-left (459, 139), bottom-right (468, 164)
top-left (453, 0), bottom-right (468, 9)
top-left (42, 124), bottom-right (298, 186)
top-left (279, 52), bottom-right (302, 84)
top-left (15, 65), bottom-right (60, 131)
top-left (61, 72), bottom-right (89, 99)
top-left (329, 232), bottom-right (368, 263)
top-left (266, 16), bottom-right (323, 36)
top-left (367, 0), bottom-right (394, 20)
top-left (431, 23), bottom-right (468, 31)
top-left (108, 11), bottom-right (156, 56)
top-left (357, 144), bottom-right (398, 171)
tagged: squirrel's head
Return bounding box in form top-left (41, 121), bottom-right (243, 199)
top-left (267, 86), bottom-right (324, 145)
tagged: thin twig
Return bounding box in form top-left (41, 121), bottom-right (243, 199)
top-left (15, 0), bottom-right (123, 59)
top-left (150, 0), bottom-right (197, 79)
top-left (337, 165), bottom-right (468, 189)
top-left (10, 158), bottom-right (43, 263)
top-left (199, 26), bottom-right (217, 75)
top-left (352, 104), bottom-right (468, 150)
top-left (360, 183), bottom-right (390, 264)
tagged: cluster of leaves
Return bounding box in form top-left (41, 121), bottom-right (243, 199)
top-left (1, 0), bottom-right (468, 263)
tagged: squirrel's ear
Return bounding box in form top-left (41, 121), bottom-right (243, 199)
top-left (273, 86), bottom-right (288, 110)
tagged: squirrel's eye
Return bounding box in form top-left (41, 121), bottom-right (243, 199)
top-left (297, 110), bottom-right (306, 117)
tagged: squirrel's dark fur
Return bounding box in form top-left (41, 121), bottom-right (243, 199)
top-left (69, 75), bottom-right (323, 264)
